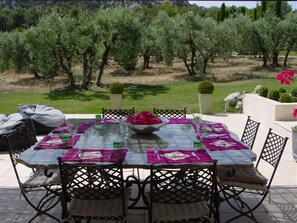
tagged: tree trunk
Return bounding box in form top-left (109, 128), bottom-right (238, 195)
top-left (67, 72), bottom-right (76, 89)
top-left (272, 51), bottom-right (279, 67)
top-left (190, 42), bottom-right (196, 76)
top-left (81, 54), bottom-right (88, 89)
top-left (58, 54), bottom-right (77, 89)
top-left (96, 43), bottom-right (110, 87)
top-left (284, 41), bottom-right (295, 67)
top-left (202, 58), bottom-right (208, 74)
top-left (260, 48), bottom-right (268, 67)
top-left (262, 54), bottom-right (268, 67)
top-left (143, 54), bottom-right (150, 69)
top-left (81, 50), bottom-right (95, 90)
top-left (86, 55), bottom-right (94, 88)
top-left (33, 71), bottom-right (42, 80)
top-left (183, 58), bottom-right (193, 76)
top-left (284, 50), bottom-right (291, 67)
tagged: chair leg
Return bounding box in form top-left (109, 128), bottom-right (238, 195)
top-left (22, 187), bottom-right (61, 222)
top-left (222, 187), bottom-right (268, 223)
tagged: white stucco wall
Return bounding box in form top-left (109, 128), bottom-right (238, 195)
top-left (243, 93), bottom-right (297, 126)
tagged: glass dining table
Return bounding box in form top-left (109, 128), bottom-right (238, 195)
top-left (17, 118), bottom-right (257, 223)
top-left (17, 118), bottom-right (257, 169)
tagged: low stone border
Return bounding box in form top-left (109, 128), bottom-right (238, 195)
top-left (243, 93), bottom-right (297, 126)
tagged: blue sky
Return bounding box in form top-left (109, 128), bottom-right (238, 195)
top-left (189, 1), bottom-right (297, 10)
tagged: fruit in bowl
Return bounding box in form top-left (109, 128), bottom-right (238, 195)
top-left (126, 111), bottom-right (168, 134)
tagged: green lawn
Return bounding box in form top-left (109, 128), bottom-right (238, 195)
top-left (0, 78), bottom-right (295, 115)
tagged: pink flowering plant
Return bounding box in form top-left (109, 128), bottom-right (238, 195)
top-left (276, 70), bottom-right (297, 118)
top-left (276, 70), bottom-right (295, 85)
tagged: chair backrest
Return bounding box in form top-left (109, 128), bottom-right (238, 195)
top-left (241, 116), bottom-right (260, 150)
top-left (153, 107), bottom-right (187, 119)
top-left (102, 107), bottom-right (135, 119)
top-left (256, 128), bottom-right (288, 188)
top-left (5, 124), bottom-right (32, 187)
top-left (24, 119), bottom-right (37, 146)
top-left (149, 162), bottom-right (217, 217)
top-left (58, 158), bottom-right (127, 216)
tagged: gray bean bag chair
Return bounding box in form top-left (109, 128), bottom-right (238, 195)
top-left (0, 113), bottom-right (30, 151)
top-left (18, 104), bottom-right (66, 135)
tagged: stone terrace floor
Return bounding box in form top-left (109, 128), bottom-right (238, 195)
top-left (0, 113), bottom-right (296, 223)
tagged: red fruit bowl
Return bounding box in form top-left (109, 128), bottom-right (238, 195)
top-left (128, 117), bottom-right (169, 134)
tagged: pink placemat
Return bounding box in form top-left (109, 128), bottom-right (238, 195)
top-left (77, 123), bottom-right (91, 133)
top-left (62, 149), bottom-right (128, 162)
top-left (52, 123), bottom-right (68, 133)
top-left (167, 118), bottom-right (192, 124)
top-left (206, 123), bottom-right (230, 135)
top-left (35, 135), bottom-right (80, 149)
top-left (147, 149), bottom-right (213, 163)
top-left (52, 123), bottom-right (91, 134)
top-left (202, 136), bottom-right (248, 151)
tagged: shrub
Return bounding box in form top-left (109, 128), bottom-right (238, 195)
top-left (198, 80), bottom-right (214, 94)
top-left (258, 86), bottom-right (268, 97)
top-left (268, 89), bottom-right (280, 101)
top-left (279, 87), bottom-right (287, 94)
top-left (109, 82), bottom-right (124, 94)
top-left (279, 93), bottom-right (292, 103)
top-left (291, 96), bottom-right (297, 102)
top-left (254, 85), bottom-right (263, 93)
top-left (291, 88), bottom-right (297, 97)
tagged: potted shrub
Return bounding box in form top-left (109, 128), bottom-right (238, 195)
top-left (268, 89), bottom-right (280, 101)
top-left (258, 86), bottom-right (268, 97)
top-left (109, 82), bottom-right (124, 109)
top-left (198, 80), bottom-right (214, 114)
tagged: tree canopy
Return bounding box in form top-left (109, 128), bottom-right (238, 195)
top-left (0, 3), bottom-right (296, 89)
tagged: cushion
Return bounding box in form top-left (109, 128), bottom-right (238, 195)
top-left (68, 188), bottom-right (131, 217)
top-left (218, 166), bottom-right (268, 185)
top-left (146, 191), bottom-right (211, 222)
top-left (0, 113), bottom-right (24, 134)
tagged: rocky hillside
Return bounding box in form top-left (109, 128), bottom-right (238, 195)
top-left (0, 0), bottom-right (189, 8)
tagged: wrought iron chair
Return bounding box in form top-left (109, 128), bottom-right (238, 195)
top-left (58, 158), bottom-right (131, 223)
top-left (24, 118), bottom-right (38, 146)
top-left (102, 107), bottom-right (135, 119)
top-left (153, 107), bottom-right (187, 119)
top-left (5, 124), bottom-right (61, 222)
top-left (145, 162), bottom-right (218, 223)
top-left (241, 116), bottom-right (260, 150)
top-left (218, 128), bottom-right (288, 223)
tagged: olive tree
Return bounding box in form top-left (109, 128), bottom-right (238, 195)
top-left (0, 31), bottom-right (29, 73)
top-left (0, 32), bottom-right (14, 71)
top-left (194, 17), bottom-right (233, 76)
top-left (249, 16), bottom-right (272, 67)
top-left (76, 11), bottom-right (100, 89)
top-left (250, 13), bottom-right (282, 67)
top-left (139, 25), bottom-right (160, 69)
top-left (174, 11), bottom-right (233, 78)
top-left (225, 14), bottom-right (257, 56)
top-left (174, 11), bottom-right (203, 76)
top-left (111, 12), bottom-right (142, 71)
top-left (153, 11), bottom-right (175, 67)
top-left (280, 12), bottom-right (297, 67)
top-left (23, 11), bottom-right (79, 89)
top-left (93, 8), bottom-right (142, 86)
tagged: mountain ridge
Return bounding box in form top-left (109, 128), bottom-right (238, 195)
top-left (0, 0), bottom-right (190, 8)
